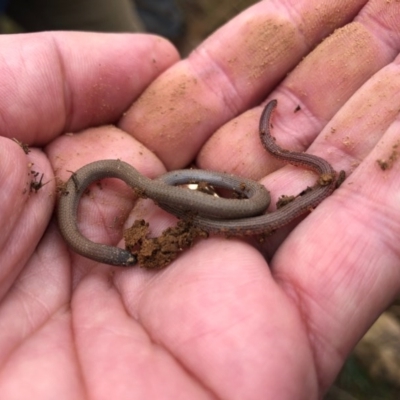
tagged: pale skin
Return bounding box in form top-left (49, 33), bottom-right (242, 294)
top-left (1, 0), bottom-right (400, 399)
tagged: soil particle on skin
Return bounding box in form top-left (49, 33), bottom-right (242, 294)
top-left (12, 138), bottom-right (30, 154)
top-left (30, 171), bottom-right (45, 193)
top-left (377, 142), bottom-right (399, 171)
top-left (55, 177), bottom-right (68, 196)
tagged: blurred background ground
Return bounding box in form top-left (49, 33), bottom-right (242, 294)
top-left (176, 0), bottom-right (257, 55)
top-left (1, 1), bottom-right (400, 399)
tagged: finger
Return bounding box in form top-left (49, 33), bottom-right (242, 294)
top-left (0, 222), bottom-right (80, 397)
top-left (0, 138), bottom-right (55, 299)
top-left (198, 0), bottom-right (400, 177)
top-left (248, 37), bottom-right (400, 262)
top-left (272, 110), bottom-right (400, 392)
top-left (246, 54), bottom-right (400, 257)
top-left (47, 124), bottom-right (167, 270)
top-left (119, 0), bottom-right (367, 169)
top-left (0, 32), bottom-right (178, 145)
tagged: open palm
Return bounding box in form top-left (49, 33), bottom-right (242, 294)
top-left (1, 2), bottom-right (400, 399)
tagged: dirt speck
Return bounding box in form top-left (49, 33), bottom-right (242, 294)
top-left (377, 141), bottom-right (399, 170)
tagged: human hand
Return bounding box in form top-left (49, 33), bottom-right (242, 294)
top-left (2, 1), bottom-right (400, 399)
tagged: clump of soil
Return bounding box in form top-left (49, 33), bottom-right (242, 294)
top-left (124, 219), bottom-right (208, 268)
